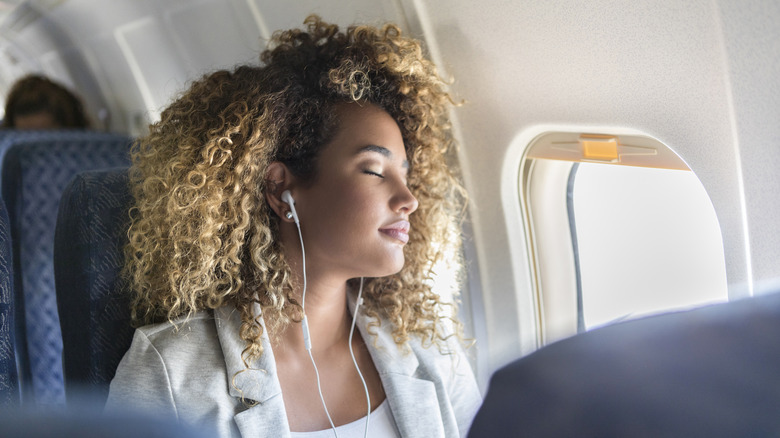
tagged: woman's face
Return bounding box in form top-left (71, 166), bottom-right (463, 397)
top-left (292, 102), bottom-right (419, 280)
top-left (13, 110), bottom-right (60, 130)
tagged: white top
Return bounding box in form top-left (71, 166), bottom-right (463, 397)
top-left (290, 400), bottom-right (401, 438)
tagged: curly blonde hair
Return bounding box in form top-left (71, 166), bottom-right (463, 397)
top-left (125, 15), bottom-right (467, 362)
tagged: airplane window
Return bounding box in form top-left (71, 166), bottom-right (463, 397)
top-left (570, 162), bottom-right (728, 330)
top-left (521, 131), bottom-right (728, 344)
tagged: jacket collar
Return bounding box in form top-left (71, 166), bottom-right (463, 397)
top-left (215, 292), bottom-right (444, 437)
top-left (214, 304), bottom-right (280, 403)
top-left (214, 305), bottom-right (291, 436)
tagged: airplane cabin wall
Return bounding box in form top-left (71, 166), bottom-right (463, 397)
top-left (0, 0), bottom-right (778, 384)
top-left (410, 0), bottom-right (780, 376)
top-left (717, 0), bottom-right (780, 291)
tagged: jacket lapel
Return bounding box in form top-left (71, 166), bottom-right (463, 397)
top-left (214, 305), bottom-right (291, 438)
top-left (382, 374), bottom-right (444, 437)
top-left (351, 294), bottom-right (446, 438)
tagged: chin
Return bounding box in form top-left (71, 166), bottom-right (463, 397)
top-left (389, 254), bottom-right (406, 274)
top-left (368, 256), bottom-right (406, 278)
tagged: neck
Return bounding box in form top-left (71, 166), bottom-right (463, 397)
top-left (275, 223), bottom-right (361, 353)
top-left (274, 270), bottom-right (356, 353)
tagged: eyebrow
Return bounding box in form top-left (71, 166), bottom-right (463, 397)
top-left (357, 144), bottom-right (409, 169)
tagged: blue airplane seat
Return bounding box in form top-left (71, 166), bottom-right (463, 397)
top-left (0, 131), bottom-right (71, 181)
top-left (0, 131), bottom-right (132, 405)
top-left (0, 197), bottom-right (19, 408)
top-left (54, 169), bottom-right (134, 406)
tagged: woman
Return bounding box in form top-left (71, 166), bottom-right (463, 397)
top-left (106, 15), bottom-right (481, 438)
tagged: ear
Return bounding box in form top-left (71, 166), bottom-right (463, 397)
top-left (265, 161), bottom-right (295, 222)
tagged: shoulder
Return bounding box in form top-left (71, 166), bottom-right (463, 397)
top-left (136, 310), bottom-right (216, 338)
top-left (107, 309), bottom-right (239, 436)
top-left (375, 315), bottom-right (476, 388)
top-left (406, 321), bottom-right (474, 375)
top-left (118, 310), bottom-right (226, 383)
top-left (404, 323), bottom-right (483, 435)
top-left (110, 310), bottom-right (221, 381)
top-left (134, 311), bottom-right (219, 354)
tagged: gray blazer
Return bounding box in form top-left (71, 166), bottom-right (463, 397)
top-left (106, 296), bottom-right (482, 437)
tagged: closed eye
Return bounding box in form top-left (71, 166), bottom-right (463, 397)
top-left (363, 169), bottom-right (385, 179)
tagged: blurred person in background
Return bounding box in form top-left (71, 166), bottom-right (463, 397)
top-left (1, 74), bottom-right (90, 130)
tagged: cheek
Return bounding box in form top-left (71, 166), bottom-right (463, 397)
top-left (326, 192), bottom-right (385, 248)
top-left (302, 184), bottom-right (376, 240)
top-left (328, 194), bottom-right (379, 247)
top-left (327, 184), bottom-right (375, 223)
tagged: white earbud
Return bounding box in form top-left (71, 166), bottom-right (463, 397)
top-left (281, 190), bottom-right (299, 224)
top-left (282, 189), bottom-right (309, 349)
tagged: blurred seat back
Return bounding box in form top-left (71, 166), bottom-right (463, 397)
top-left (54, 169), bottom-right (134, 406)
top-left (1, 131), bottom-right (132, 405)
top-left (0, 197), bottom-right (19, 408)
top-left (0, 407), bottom-right (214, 438)
top-left (468, 290), bottom-right (780, 437)
top-left (0, 131), bottom-right (68, 179)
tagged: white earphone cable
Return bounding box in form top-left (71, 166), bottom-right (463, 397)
top-left (307, 348), bottom-right (339, 437)
top-left (349, 277), bottom-right (371, 437)
top-left (294, 214), bottom-right (339, 437)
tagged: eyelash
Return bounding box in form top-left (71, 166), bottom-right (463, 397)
top-left (362, 169), bottom-right (410, 187)
top-left (363, 170), bottom-right (384, 179)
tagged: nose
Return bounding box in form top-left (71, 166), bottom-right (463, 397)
top-left (393, 182), bottom-right (419, 215)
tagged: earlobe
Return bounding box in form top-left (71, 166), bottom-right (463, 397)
top-left (264, 162), bottom-right (296, 222)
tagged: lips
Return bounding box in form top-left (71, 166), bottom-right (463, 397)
top-left (379, 220), bottom-right (410, 244)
